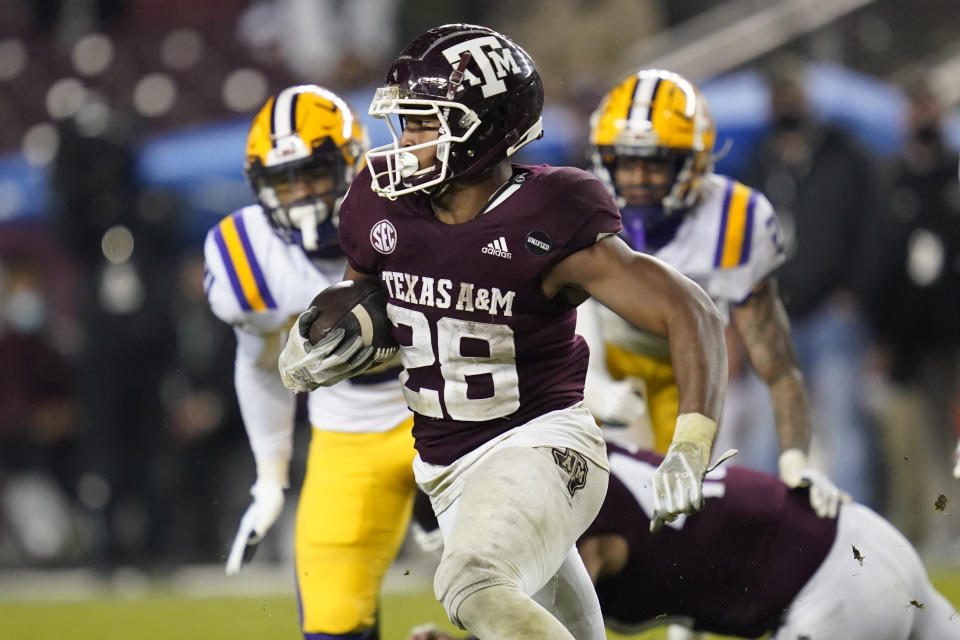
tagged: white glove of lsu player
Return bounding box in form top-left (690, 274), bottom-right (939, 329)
top-left (278, 306), bottom-right (375, 392)
top-left (226, 458), bottom-right (289, 575)
top-left (779, 448), bottom-right (851, 519)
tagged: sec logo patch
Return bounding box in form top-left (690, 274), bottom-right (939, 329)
top-left (370, 219), bottom-right (398, 254)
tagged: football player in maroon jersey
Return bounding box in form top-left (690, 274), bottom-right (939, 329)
top-left (410, 440), bottom-right (960, 640)
top-left (279, 24), bottom-right (728, 640)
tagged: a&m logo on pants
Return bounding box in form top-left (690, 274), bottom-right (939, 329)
top-left (552, 448), bottom-right (588, 497)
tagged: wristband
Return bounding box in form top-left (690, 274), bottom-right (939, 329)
top-left (673, 412), bottom-right (718, 467)
top-left (255, 457), bottom-right (290, 489)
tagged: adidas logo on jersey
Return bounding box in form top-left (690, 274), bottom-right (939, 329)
top-left (482, 236), bottom-right (512, 259)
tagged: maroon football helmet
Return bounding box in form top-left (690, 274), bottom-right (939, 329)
top-left (367, 24), bottom-right (544, 199)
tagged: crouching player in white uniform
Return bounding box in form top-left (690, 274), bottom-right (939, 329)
top-left (278, 25), bottom-right (729, 640)
top-left (204, 85), bottom-right (415, 639)
top-left (410, 438), bottom-right (960, 640)
top-left (581, 69), bottom-right (847, 519)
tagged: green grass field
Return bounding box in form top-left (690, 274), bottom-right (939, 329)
top-left (1, 570), bottom-right (958, 639)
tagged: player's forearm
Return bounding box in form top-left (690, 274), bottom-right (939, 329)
top-left (665, 291), bottom-right (728, 422)
top-left (769, 372), bottom-right (812, 453)
top-left (732, 281), bottom-right (811, 453)
top-left (234, 351), bottom-right (297, 467)
top-left (559, 239), bottom-right (727, 420)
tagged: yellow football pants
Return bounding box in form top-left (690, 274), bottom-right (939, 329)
top-left (605, 343), bottom-right (678, 454)
top-left (295, 416), bottom-right (416, 636)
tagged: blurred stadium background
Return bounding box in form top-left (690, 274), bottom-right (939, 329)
top-left (1, 1), bottom-right (959, 638)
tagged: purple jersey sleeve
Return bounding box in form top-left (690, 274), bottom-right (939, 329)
top-left (334, 165), bottom-right (621, 464)
top-left (586, 443), bottom-right (837, 637)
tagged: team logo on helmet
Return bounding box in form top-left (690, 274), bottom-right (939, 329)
top-left (370, 219), bottom-right (398, 254)
top-left (365, 24), bottom-right (544, 200)
top-left (440, 36), bottom-right (522, 98)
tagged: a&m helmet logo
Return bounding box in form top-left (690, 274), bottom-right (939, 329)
top-left (441, 36), bottom-right (522, 98)
top-left (370, 219), bottom-right (398, 254)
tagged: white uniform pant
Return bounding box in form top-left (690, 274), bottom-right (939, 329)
top-left (432, 445), bottom-right (608, 639)
top-left (775, 502), bottom-right (960, 639)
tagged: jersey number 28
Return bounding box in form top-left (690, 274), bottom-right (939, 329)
top-left (387, 304), bottom-right (520, 421)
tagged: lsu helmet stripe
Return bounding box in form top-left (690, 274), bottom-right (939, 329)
top-left (271, 85), bottom-right (357, 146)
top-left (214, 214), bottom-right (277, 312)
top-left (272, 87), bottom-right (300, 142)
top-left (627, 74), bottom-right (660, 126)
top-left (714, 180), bottom-right (757, 269)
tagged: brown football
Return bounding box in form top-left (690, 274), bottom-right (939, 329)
top-left (305, 279), bottom-right (399, 364)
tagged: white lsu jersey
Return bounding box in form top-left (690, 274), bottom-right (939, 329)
top-left (203, 204), bottom-right (409, 435)
top-left (600, 173), bottom-right (786, 356)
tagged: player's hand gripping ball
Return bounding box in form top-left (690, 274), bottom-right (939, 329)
top-left (279, 279), bottom-right (398, 392)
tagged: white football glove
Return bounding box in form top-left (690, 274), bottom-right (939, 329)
top-left (779, 448), bottom-right (851, 519)
top-left (225, 459), bottom-right (288, 575)
top-left (583, 378), bottom-right (647, 426)
top-left (278, 306), bottom-right (375, 393)
top-left (651, 440), bottom-right (709, 532)
top-left (953, 439), bottom-right (960, 479)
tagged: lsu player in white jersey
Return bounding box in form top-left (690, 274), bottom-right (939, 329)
top-left (582, 69), bottom-right (851, 640)
top-left (203, 85), bottom-right (414, 640)
top-left (582, 69), bottom-right (847, 519)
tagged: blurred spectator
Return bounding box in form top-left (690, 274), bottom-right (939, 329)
top-left (0, 255), bottom-right (82, 565)
top-left (869, 74), bottom-right (960, 555)
top-left (740, 56), bottom-right (887, 507)
top-left (238, 0), bottom-right (399, 88)
top-left (50, 107), bottom-right (181, 569)
top-left (153, 251), bottom-right (249, 564)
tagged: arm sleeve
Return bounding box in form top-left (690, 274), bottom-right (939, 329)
top-left (232, 327), bottom-right (296, 470)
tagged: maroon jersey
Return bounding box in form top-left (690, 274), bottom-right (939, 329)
top-left (338, 165), bottom-right (622, 464)
top-left (586, 442), bottom-right (837, 637)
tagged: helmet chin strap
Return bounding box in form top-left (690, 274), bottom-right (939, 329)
top-left (286, 201), bottom-right (329, 251)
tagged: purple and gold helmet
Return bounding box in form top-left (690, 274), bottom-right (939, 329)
top-left (367, 24), bottom-right (544, 199)
top-left (245, 85), bottom-right (367, 255)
